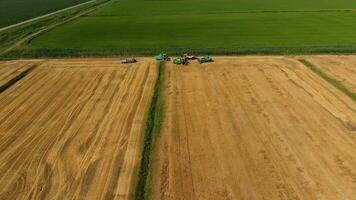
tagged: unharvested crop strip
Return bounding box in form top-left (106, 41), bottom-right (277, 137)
top-left (134, 62), bottom-right (165, 200)
top-left (0, 64), bottom-right (37, 93)
top-left (299, 59), bottom-right (356, 101)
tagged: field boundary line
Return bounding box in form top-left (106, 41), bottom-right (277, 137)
top-left (0, 64), bottom-right (38, 93)
top-left (299, 59), bottom-right (356, 101)
top-left (0, 0), bottom-right (98, 33)
top-left (134, 62), bottom-right (165, 200)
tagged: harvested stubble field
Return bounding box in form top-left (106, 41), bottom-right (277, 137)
top-left (152, 56), bottom-right (356, 200)
top-left (304, 55), bottom-right (356, 93)
top-left (0, 60), bottom-right (41, 86)
top-left (0, 58), bottom-right (157, 199)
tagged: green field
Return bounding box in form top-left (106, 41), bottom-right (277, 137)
top-left (14, 0), bottom-right (356, 56)
top-left (93, 0), bottom-right (356, 15)
top-left (0, 0), bottom-right (91, 28)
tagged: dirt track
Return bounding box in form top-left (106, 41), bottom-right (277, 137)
top-left (0, 58), bottom-right (157, 199)
top-left (304, 55), bottom-right (356, 92)
top-left (0, 0), bottom-right (97, 32)
top-left (152, 56), bottom-right (356, 200)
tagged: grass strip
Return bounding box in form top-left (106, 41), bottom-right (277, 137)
top-left (299, 59), bottom-right (356, 101)
top-left (5, 46), bottom-right (356, 60)
top-left (0, 65), bottom-right (37, 93)
top-left (135, 61), bottom-right (165, 200)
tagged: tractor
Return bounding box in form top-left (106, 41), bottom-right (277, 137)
top-left (121, 58), bottom-right (137, 64)
top-left (183, 53), bottom-right (197, 60)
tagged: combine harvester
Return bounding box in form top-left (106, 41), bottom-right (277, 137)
top-left (155, 53), bottom-right (213, 65)
top-left (173, 53), bottom-right (196, 65)
top-left (198, 55), bottom-right (214, 64)
top-left (155, 54), bottom-right (170, 61)
top-left (173, 57), bottom-right (188, 65)
top-left (173, 54), bottom-right (214, 65)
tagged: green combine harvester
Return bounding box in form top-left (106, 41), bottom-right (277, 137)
top-left (173, 57), bottom-right (188, 65)
top-left (198, 55), bottom-right (213, 64)
top-left (155, 54), bottom-right (169, 61)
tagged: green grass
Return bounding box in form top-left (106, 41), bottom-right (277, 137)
top-left (135, 62), bottom-right (165, 200)
top-left (8, 0), bottom-right (356, 57)
top-left (299, 59), bottom-right (356, 102)
top-left (6, 46), bottom-right (356, 60)
top-left (93, 0), bottom-right (356, 16)
top-left (23, 12), bottom-right (356, 55)
top-left (31, 12), bottom-right (356, 49)
top-left (0, 0), bottom-right (110, 57)
top-left (0, 0), bottom-right (91, 28)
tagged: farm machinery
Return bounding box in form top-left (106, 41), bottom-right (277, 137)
top-left (198, 55), bottom-right (214, 64)
top-left (173, 53), bottom-right (196, 65)
top-left (173, 57), bottom-right (188, 65)
top-left (156, 53), bottom-right (213, 65)
top-left (183, 53), bottom-right (197, 60)
top-left (155, 54), bottom-right (170, 61)
top-left (121, 58), bottom-right (137, 64)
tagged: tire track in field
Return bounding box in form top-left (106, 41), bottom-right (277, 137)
top-left (0, 69), bottom-right (66, 155)
top-left (49, 65), bottom-right (142, 198)
top-left (0, 70), bottom-right (79, 191)
top-left (20, 71), bottom-right (100, 199)
top-left (0, 70), bottom-right (89, 199)
top-left (68, 69), bottom-right (137, 199)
